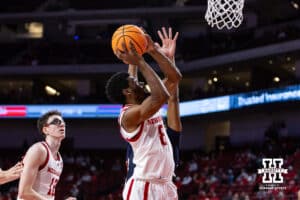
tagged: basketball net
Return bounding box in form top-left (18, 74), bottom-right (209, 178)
top-left (205, 0), bottom-right (245, 30)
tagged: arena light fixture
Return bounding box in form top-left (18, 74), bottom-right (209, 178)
top-left (26, 22), bottom-right (43, 38)
top-left (290, 1), bottom-right (299, 9)
top-left (45, 85), bottom-right (60, 96)
top-left (273, 77), bottom-right (280, 83)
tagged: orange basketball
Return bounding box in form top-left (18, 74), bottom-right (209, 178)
top-left (111, 25), bottom-right (148, 55)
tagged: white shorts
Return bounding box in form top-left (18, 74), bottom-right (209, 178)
top-left (122, 177), bottom-right (178, 200)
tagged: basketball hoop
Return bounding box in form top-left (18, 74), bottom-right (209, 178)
top-left (205, 0), bottom-right (245, 30)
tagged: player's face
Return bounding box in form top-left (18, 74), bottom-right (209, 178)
top-left (127, 76), bottom-right (149, 103)
top-left (45, 115), bottom-right (66, 139)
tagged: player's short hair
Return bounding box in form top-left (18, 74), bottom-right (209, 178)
top-left (105, 71), bottom-right (130, 104)
top-left (37, 110), bottom-right (62, 136)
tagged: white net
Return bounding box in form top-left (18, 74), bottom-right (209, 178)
top-left (205, 0), bottom-right (245, 30)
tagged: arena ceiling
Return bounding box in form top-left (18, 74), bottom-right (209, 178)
top-left (0, 0), bottom-right (299, 102)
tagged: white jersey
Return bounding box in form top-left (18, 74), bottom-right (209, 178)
top-left (119, 105), bottom-right (175, 181)
top-left (19, 142), bottom-right (63, 200)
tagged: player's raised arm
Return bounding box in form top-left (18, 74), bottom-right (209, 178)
top-left (156, 27), bottom-right (182, 132)
top-left (167, 85), bottom-right (182, 132)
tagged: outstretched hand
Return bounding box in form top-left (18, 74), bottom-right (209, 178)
top-left (156, 27), bottom-right (179, 60)
top-left (0, 161), bottom-right (23, 184)
top-left (7, 161), bottom-right (23, 177)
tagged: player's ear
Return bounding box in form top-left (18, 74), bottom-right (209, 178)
top-left (42, 126), bottom-right (48, 134)
top-left (122, 88), bottom-right (131, 95)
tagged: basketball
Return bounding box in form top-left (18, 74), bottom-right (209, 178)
top-left (111, 25), bottom-right (148, 55)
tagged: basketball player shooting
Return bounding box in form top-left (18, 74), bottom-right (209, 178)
top-left (105, 27), bottom-right (181, 200)
top-left (125, 27), bottom-right (182, 182)
top-left (17, 110), bottom-right (76, 200)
